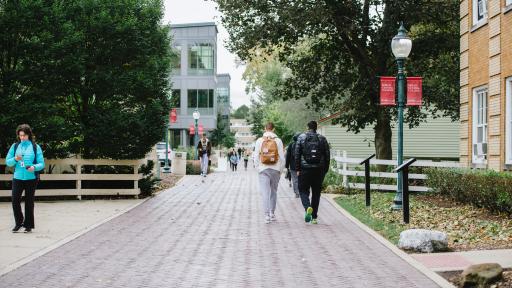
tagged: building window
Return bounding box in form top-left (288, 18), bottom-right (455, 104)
top-left (472, 87), bottom-right (488, 163)
top-left (171, 46), bottom-right (181, 75)
top-left (187, 89), bottom-right (215, 108)
top-left (473, 0), bottom-right (487, 26)
top-left (188, 43), bottom-right (214, 76)
top-left (506, 77), bottom-right (512, 164)
top-left (170, 90), bottom-right (180, 108)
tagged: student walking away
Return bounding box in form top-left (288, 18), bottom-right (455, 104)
top-left (227, 149), bottom-right (233, 171)
top-left (254, 122), bottom-right (285, 224)
top-left (237, 147), bottom-right (242, 160)
top-left (295, 121), bottom-right (330, 224)
top-left (229, 153), bottom-right (238, 171)
top-left (6, 124), bottom-right (45, 233)
top-left (197, 134), bottom-right (212, 177)
top-left (285, 133), bottom-right (301, 198)
top-left (243, 150), bottom-right (249, 171)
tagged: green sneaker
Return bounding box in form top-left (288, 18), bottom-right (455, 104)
top-left (305, 207), bottom-right (313, 223)
top-left (311, 219), bottom-right (318, 225)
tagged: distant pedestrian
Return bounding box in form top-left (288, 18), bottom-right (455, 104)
top-left (6, 124), bottom-right (45, 233)
top-left (237, 147), bottom-right (242, 160)
top-left (243, 150), bottom-right (249, 170)
top-left (295, 121), bottom-right (330, 224)
top-left (230, 153), bottom-right (238, 171)
top-left (254, 122), bottom-right (285, 224)
top-left (285, 133), bottom-right (301, 198)
top-left (197, 134), bottom-right (212, 177)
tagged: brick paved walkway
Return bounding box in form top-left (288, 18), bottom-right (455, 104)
top-left (0, 169), bottom-right (441, 288)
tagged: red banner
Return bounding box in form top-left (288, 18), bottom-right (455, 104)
top-left (198, 124), bottom-right (204, 135)
top-left (406, 77), bottom-right (422, 106)
top-left (170, 108), bottom-right (177, 123)
top-left (380, 77), bottom-right (396, 106)
top-left (189, 124), bottom-right (195, 135)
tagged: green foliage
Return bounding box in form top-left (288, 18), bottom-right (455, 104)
top-left (215, 0), bottom-right (460, 159)
top-left (231, 105), bottom-right (250, 119)
top-left (138, 160), bottom-right (159, 198)
top-left (209, 114), bottom-right (236, 148)
top-left (185, 160), bottom-right (201, 175)
top-left (0, 0), bottom-right (173, 159)
top-left (426, 168), bottom-right (512, 214)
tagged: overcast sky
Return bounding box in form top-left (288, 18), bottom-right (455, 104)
top-left (163, 0), bottom-right (250, 109)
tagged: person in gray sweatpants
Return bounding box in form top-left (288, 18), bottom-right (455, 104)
top-left (253, 122), bottom-right (285, 224)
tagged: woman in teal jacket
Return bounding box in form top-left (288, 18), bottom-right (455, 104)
top-left (6, 124), bottom-right (45, 233)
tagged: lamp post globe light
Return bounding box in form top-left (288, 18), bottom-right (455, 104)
top-left (193, 109), bottom-right (200, 160)
top-left (391, 22), bottom-right (412, 210)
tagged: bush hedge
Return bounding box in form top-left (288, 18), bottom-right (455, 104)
top-left (425, 168), bottom-right (512, 214)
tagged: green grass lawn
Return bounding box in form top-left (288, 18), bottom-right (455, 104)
top-left (334, 192), bottom-right (407, 244)
top-left (334, 192), bottom-right (512, 251)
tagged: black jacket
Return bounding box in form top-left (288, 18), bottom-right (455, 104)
top-left (285, 142), bottom-right (296, 170)
top-left (294, 131), bottom-right (330, 173)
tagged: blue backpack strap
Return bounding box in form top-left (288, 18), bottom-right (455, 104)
top-left (14, 142), bottom-right (20, 153)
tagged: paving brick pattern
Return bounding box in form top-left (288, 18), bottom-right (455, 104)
top-left (0, 169), bottom-right (440, 288)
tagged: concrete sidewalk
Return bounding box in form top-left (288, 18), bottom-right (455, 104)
top-left (412, 249), bottom-right (512, 272)
top-left (0, 198), bottom-right (144, 274)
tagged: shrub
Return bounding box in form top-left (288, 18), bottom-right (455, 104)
top-left (425, 168), bottom-right (512, 214)
top-left (138, 160), bottom-right (159, 198)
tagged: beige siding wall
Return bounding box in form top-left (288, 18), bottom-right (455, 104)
top-left (321, 115), bottom-right (459, 159)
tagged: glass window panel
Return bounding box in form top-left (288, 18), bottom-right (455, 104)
top-left (171, 46), bottom-right (181, 69)
top-left (209, 89), bottom-right (214, 108)
top-left (188, 90), bottom-right (197, 108)
top-left (477, 127), bottom-right (483, 143)
top-left (170, 90), bottom-right (180, 108)
top-left (198, 90), bottom-right (208, 108)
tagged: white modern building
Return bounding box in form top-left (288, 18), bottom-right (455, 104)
top-left (230, 118), bottom-right (256, 150)
top-left (168, 22), bottom-right (230, 148)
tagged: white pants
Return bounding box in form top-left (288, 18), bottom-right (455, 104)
top-left (200, 154), bottom-right (208, 175)
top-left (258, 169), bottom-right (281, 215)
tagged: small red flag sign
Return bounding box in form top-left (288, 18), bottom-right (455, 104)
top-left (189, 125), bottom-right (195, 135)
top-left (406, 77), bottom-right (422, 106)
top-left (170, 108), bottom-right (177, 123)
top-left (380, 77), bottom-right (396, 106)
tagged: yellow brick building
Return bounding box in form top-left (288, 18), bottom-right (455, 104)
top-left (460, 0), bottom-right (512, 170)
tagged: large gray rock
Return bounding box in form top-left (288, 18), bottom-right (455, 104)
top-left (398, 229), bottom-right (448, 253)
top-left (461, 263), bottom-right (502, 287)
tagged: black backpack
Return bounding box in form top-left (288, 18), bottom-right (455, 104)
top-left (13, 142), bottom-right (41, 181)
top-left (303, 134), bottom-right (322, 164)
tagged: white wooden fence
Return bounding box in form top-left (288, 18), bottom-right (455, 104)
top-left (0, 152), bottom-right (157, 197)
top-left (332, 151), bottom-right (460, 192)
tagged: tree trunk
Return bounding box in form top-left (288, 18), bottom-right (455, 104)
top-left (374, 112), bottom-right (392, 160)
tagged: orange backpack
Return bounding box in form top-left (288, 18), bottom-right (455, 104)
top-left (259, 136), bottom-right (279, 164)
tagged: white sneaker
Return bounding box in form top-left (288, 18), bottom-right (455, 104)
top-left (269, 213), bottom-right (276, 222)
top-left (264, 215), bottom-right (271, 224)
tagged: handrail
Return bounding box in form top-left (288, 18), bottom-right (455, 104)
top-left (393, 158), bottom-right (417, 224)
top-left (359, 154), bottom-right (375, 206)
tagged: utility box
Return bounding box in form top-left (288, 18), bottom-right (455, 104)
top-left (171, 152), bottom-right (187, 175)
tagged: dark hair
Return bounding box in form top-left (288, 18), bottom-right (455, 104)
top-left (265, 122), bottom-right (274, 131)
top-left (16, 124), bottom-right (34, 142)
top-left (307, 121), bottom-right (318, 131)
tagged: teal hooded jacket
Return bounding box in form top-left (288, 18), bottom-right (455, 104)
top-left (6, 140), bottom-right (45, 181)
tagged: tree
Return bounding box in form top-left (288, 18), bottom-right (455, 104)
top-left (231, 104), bottom-right (250, 119)
top-left (214, 0), bottom-right (459, 159)
top-left (0, 0), bottom-right (173, 159)
top-left (210, 114), bottom-right (236, 148)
